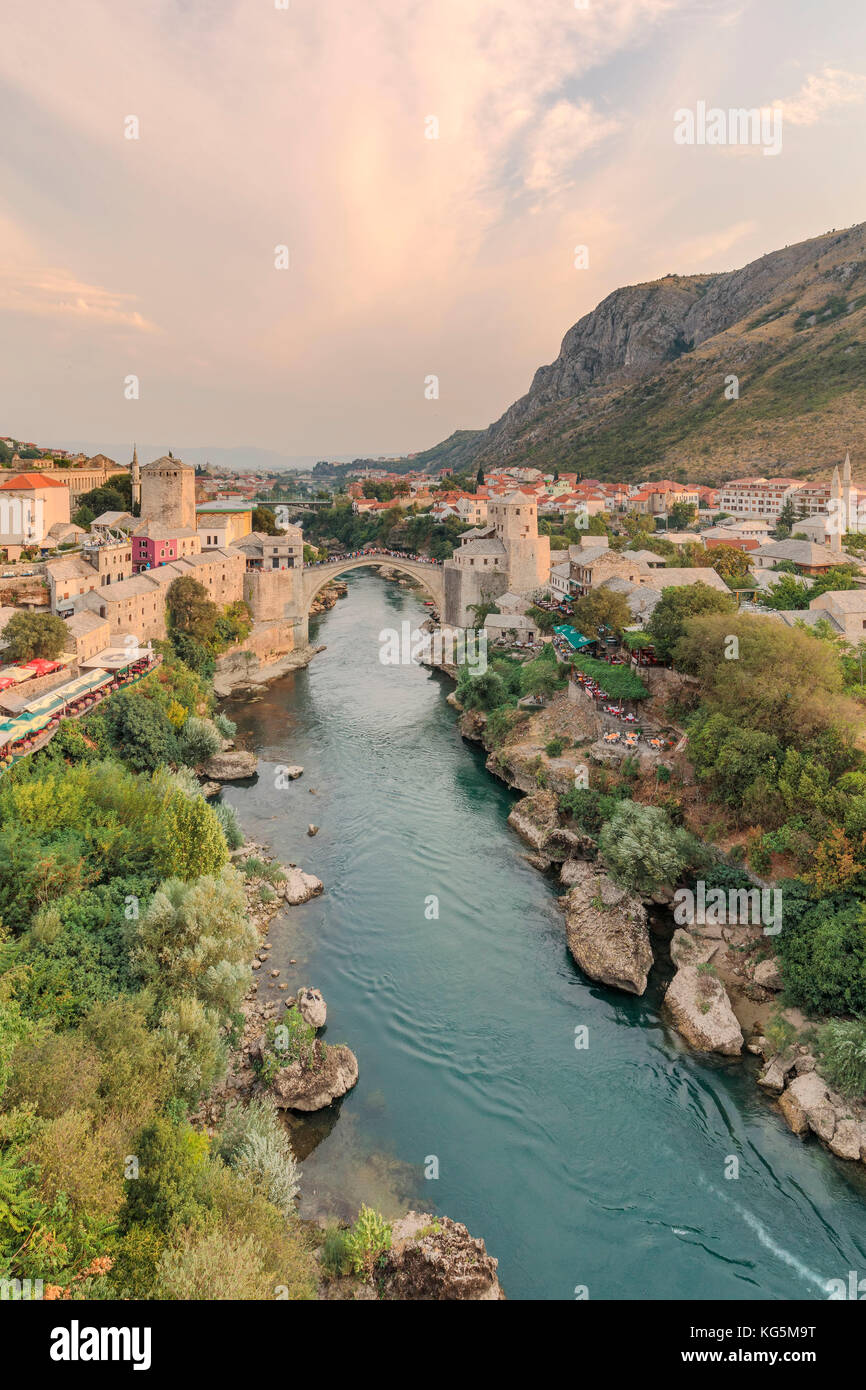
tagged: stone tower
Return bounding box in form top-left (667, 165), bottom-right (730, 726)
top-left (130, 444), bottom-right (141, 512)
top-left (139, 454), bottom-right (196, 531)
top-left (488, 491), bottom-right (550, 591)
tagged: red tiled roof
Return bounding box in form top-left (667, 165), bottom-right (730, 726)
top-left (0, 472), bottom-right (67, 489)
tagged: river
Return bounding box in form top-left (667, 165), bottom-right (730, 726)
top-left (221, 568), bottom-right (866, 1301)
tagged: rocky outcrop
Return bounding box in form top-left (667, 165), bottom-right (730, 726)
top-left (203, 749), bottom-right (258, 781)
top-left (270, 1042), bottom-right (358, 1111)
top-left (297, 987), bottom-right (327, 1029)
top-left (507, 790), bottom-right (559, 851)
top-left (753, 958), bottom-right (783, 991)
top-left (664, 964), bottom-right (743, 1056)
top-left (283, 867), bottom-right (324, 905)
top-left (378, 1212), bottom-right (504, 1300)
top-left (561, 862), bottom-right (652, 995)
top-left (775, 1067), bottom-right (866, 1160)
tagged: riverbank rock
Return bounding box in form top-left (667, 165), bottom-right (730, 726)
top-left (284, 765), bottom-right (304, 780)
top-left (753, 958), bottom-right (783, 991)
top-left (377, 1212), bottom-right (504, 1300)
top-left (203, 749), bottom-right (258, 781)
top-left (284, 867), bottom-right (324, 905)
top-left (561, 862), bottom-right (652, 996)
top-left (664, 964), bottom-right (743, 1056)
top-left (297, 987), bottom-right (327, 1029)
top-left (507, 790), bottom-right (560, 852)
top-left (775, 1069), bottom-right (866, 1161)
top-left (308, 824), bottom-right (319, 836)
top-left (269, 1042), bottom-right (358, 1111)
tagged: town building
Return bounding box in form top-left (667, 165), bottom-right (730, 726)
top-left (132, 522), bottom-right (201, 573)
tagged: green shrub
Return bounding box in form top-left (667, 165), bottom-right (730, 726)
top-left (344, 1204), bottom-right (392, 1278)
top-left (178, 717), bottom-right (222, 766)
top-left (545, 738), bottom-right (565, 757)
top-left (816, 1018), bottom-right (866, 1098)
top-left (213, 802), bottom-right (244, 851)
top-left (320, 1225), bottom-right (353, 1278)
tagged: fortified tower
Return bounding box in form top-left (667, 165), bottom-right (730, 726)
top-left (443, 488), bottom-right (550, 625)
top-left (488, 492), bottom-right (550, 591)
top-left (139, 453), bottom-right (196, 531)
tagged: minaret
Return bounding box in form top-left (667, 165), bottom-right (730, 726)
top-left (830, 464), bottom-right (842, 554)
top-left (843, 451), bottom-right (853, 534)
top-left (130, 444), bottom-right (141, 512)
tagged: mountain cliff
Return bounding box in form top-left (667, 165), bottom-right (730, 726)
top-left (404, 222), bottom-right (866, 483)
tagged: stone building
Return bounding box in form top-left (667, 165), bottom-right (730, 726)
top-left (80, 548), bottom-right (245, 642)
top-left (233, 528), bottom-right (304, 570)
top-left (443, 491), bottom-right (550, 625)
top-left (139, 455), bottom-right (196, 532)
top-left (132, 521), bottom-right (201, 572)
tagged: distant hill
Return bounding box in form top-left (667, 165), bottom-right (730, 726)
top-left (377, 222), bottom-right (866, 484)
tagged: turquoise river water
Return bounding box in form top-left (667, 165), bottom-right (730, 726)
top-left (222, 569), bottom-right (866, 1301)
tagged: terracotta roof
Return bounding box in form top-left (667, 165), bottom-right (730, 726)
top-left (0, 472), bottom-right (67, 489)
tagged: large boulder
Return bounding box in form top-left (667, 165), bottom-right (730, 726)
top-left (507, 790), bottom-right (559, 851)
top-left (378, 1212), bottom-right (504, 1300)
top-left (561, 862), bottom-right (652, 995)
top-left (754, 958), bottom-right (783, 991)
top-left (297, 986), bottom-right (327, 1029)
top-left (203, 749), bottom-right (258, 781)
top-left (270, 1042), bottom-right (358, 1111)
top-left (664, 964), bottom-right (743, 1056)
top-left (284, 868), bottom-right (324, 905)
top-left (778, 1071), bottom-right (837, 1141)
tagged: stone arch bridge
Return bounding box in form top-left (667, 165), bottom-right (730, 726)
top-left (290, 554), bottom-right (445, 643)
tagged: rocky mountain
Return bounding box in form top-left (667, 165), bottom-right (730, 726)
top-left (405, 221), bottom-right (866, 484)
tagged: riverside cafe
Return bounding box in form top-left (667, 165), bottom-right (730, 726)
top-left (552, 624), bottom-right (596, 661)
top-left (0, 670), bottom-right (115, 771)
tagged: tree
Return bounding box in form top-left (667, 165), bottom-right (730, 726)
top-left (130, 866), bottom-right (255, 1015)
top-left (251, 506), bottom-right (284, 536)
top-left (706, 544), bottom-right (750, 581)
top-left (101, 690), bottom-right (180, 772)
top-left (646, 583), bottom-right (736, 659)
top-left (166, 577), bottom-right (218, 644)
top-left (673, 612), bottom-right (859, 752)
top-left (622, 512), bottom-right (656, 541)
top-left (572, 587), bottom-right (632, 638)
top-left (476, 467), bottom-right (485, 486)
top-left (526, 605), bottom-right (556, 634)
top-left (668, 501), bottom-right (697, 530)
top-left (155, 792), bottom-right (229, 881)
top-left (773, 497), bottom-right (797, 539)
top-left (598, 802), bottom-right (695, 894)
top-left (1, 611), bottom-right (67, 662)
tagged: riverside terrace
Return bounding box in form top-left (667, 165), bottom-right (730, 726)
top-left (0, 647), bottom-right (158, 772)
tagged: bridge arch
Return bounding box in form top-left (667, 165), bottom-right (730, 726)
top-left (300, 555), bottom-right (445, 617)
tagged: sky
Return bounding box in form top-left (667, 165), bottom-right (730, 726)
top-left (0, 0), bottom-right (865, 466)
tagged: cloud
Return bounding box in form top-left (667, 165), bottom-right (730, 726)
top-left (523, 101), bottom-right (622, 197)
top-left (0, 218), bottom-right (157, 331)
top-left (775, 66), bottom-right (866, 126)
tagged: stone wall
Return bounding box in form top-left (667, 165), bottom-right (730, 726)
top-left (243, 568), bottom-right (297, 622)
top-left (215, 619), bottom-right (298, 675)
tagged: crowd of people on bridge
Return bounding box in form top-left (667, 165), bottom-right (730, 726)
top-left (307, 548), bottom-right (442, 567)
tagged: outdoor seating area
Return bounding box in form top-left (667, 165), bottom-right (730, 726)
top-left (0, 653), bottom-right (159, 774)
